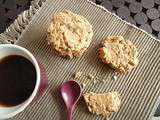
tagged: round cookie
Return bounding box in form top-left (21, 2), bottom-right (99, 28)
top-left (47, 10), bottom-right (93, 58)
top-left (99, 36), bottom-right (139, 73)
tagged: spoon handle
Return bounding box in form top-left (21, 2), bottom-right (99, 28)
top-left (67, 108), bottom-right (73, 120)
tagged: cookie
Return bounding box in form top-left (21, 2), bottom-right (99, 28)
top-left (83, 91), bottom-right (121, 116)
top-left (99, 36), bottom-right (139, 73)
top-left (47, 10), bottom-right (93, 58)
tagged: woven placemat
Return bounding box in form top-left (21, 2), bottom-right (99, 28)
top-left (1, 0), bottom-right (157, 120)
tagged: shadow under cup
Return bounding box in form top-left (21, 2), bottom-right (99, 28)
top-left (0, 44), bottom-right (48, 119)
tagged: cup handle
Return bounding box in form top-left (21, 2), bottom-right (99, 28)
top-left (32, 62), bottom-right (48, 102)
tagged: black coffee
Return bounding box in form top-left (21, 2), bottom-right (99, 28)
top-left (0, 55), bottom-right (36, 107)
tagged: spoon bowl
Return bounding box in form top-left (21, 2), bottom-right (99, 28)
top-left (60, 80), bottom-right (82, 120)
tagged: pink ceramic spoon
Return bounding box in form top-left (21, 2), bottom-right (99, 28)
top-left (60, 80), bottom-right (82, 120)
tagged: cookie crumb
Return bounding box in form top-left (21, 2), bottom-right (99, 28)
top-left (75, 71), bottom-right (82, 79)
top-left (112, 75), bottom-right (117, 81)
top-left (82, 83), bottom-right (87, 88)
top-left (88, 73), bottom-right (95, 79)
top-left (93, 80), bottom-right (97, 84)
top-left (47, 41), bottom-right (50, 45)
top-left (102, 79), bottom-right (106, 83)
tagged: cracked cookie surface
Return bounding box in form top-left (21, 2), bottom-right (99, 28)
top-left (99, 36), bottom-right (139, 73)
top-left (83, 92), bottom-right (121, 116)
top-left (47, 10), bottom-right (93, 58)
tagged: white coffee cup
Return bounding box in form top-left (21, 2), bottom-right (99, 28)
top-left (0, 44), bottom-right (47, 119)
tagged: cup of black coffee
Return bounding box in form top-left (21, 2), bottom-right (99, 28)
top-left (0, 44), bottom-right (48, 119)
